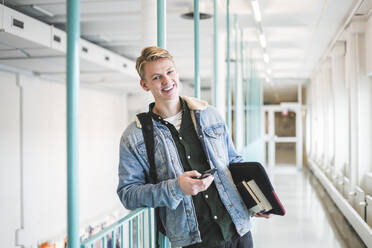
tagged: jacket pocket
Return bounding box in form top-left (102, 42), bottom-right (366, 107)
top-left (203, 124), bottom-right (227, 159)
top-left (204, 123), bottom-right (224, 138)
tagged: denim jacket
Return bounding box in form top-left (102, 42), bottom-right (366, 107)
top-left (117, 96), bottom-right (251, 247)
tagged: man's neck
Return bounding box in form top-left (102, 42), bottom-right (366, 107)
top-left (153, 98), bottom-right (181, 119)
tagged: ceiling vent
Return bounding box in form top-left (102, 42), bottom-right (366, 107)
top-left (355, 0), bottom-right (372, 15)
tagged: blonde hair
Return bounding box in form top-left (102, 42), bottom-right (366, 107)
top-left (135, 46), bottom-right (174, 80)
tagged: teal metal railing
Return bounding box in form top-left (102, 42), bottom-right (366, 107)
top-left (194, 0), bottom-right (200, 99)
top-left (213, 0), bottom-right (218, 106)
top-left (66, 0), bottom-right (80, 247)
top-left (157, 0), bottom-right (165, 48)
top-left (80, 208), bottom-right (170, 248)
top-left (226, 0), bottom-right (232, 132)
top-left (242, 59), bottom-right (263, 163)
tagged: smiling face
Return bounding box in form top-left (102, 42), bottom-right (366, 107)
top-left (140, 58), bottom-right (180, 103)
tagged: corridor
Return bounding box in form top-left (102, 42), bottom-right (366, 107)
top-left (254, 167), bottom-right (364, 248)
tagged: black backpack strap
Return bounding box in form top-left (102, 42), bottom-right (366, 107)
top-left (136, 112), bottom-right (165, 247)
top-left (136, 112), bottom-right (158, 183)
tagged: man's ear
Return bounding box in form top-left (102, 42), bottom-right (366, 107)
top-left (140, 80), bottom-right (150, 91)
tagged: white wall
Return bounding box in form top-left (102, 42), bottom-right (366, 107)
top-left (0, 71), bottom-right (130, 247)
top-left (0, 71), bottom-right (21, 248)
top-left (308, 19), bottom-right (372, 190)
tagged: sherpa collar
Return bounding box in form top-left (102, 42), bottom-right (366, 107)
top-left (135, 96), bottom-right (208, 128)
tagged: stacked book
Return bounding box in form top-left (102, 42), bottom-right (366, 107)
top-left (237, 179), bottom-right (272, 214)
top-left (229, 162), bottom-right (286, 216)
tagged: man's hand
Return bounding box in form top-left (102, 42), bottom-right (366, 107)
top-left (178, 170), bottom-right (214, 195)
top-left (253, 212), bottom-right (271, 219)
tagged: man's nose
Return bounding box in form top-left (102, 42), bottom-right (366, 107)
top-left (161, 74), bottom-right (171, 84)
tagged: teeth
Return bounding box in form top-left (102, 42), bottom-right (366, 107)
top-left (164, 84), bottom-right (173, 91)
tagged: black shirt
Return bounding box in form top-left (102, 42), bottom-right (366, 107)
top-left (149, 98), bottom-right (236, 247)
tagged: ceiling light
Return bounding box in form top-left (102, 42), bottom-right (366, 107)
top-left (263, 53), bottom-right (270, 63)
top-left (181, 1), bottom-right (212, 20)
top-left (259, 34), bottom-right (266, 48)
top-left (267, 68), bottom-right (272, 74)
top-left (99, 35), bottom-right (112, 42)
top-left (265, 76), bottom-right (270, 83)
top-left (181, 12), bottom-right (212, 20)
top-left (251, 0), bottom-right (262, 22)
top-left (31, 5), bottom-right (54, 17)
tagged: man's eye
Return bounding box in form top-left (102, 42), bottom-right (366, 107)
top-left (152, 76), bottom-right (160, 80)
top-left (167, 70), bottom-right (174, 75)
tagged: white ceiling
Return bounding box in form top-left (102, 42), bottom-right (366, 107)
top-left (1, 0), bottom-right (365, 103)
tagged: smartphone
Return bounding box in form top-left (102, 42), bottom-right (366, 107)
top-left (199, 168), bottom-right (217, 179)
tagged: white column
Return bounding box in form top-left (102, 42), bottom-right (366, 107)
top-left (308, 77), bottom-right (316, 160)
top-left (345, 20), bottom-right (366, 189)
top-left (141, 0), bottom-right (157, 48)
top-left (315, 71), bottom-right (324, 164)
top-left (296, 84), bottom-right (303, 169)
top-left (306, 82), bottom-right (312, 159)
top-left (234, 30), bottom-right (243, 151)
top-left (330, 41), bottom-right (349, 176)
top-left (366, 15), bottom-right (372, 76)
top-left (268, 110), bottom-right (275, 170)
top-left (321, 60), bottom-right (332, 168)
top-left (355, 23), bottom-right (372, 183)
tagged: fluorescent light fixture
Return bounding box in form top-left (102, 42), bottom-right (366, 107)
top-left (99, 35), bottom-right (113, 42)
top-left (265, 76), bottom-right (270, 83)
top-left (31, 5), bottom-right (54, 17)
top-left (251, 0), bottom-right (262, 22)
top-left (259, 34), bottom-right (266, 48)
top-left (267, 68), bottom-right (272, 74)
top-left (263, 53), bottom-right (269, 63)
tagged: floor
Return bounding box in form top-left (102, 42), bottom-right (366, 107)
top-left (251, 166), bottom-right (365, 248)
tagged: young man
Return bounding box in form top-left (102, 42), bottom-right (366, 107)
top-left (117, 46), bottom-right (269, 248)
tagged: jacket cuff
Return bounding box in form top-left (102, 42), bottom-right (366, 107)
top-left (169, 178), bottom-right (185, 201)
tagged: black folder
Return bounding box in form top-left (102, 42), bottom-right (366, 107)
top-left (229, 162), bottom-right (286, 216)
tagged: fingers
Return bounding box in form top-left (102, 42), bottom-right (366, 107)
top-left (200, 174), bottom-right (214, 189)
top-left (183, 170), bottom-right (201, 179)
top-left (178, 171), bottom-right (214, 195)
top-left (191, 175), bottom-right (214, 194)
top-left (253, 213), bottom-right (271, 219)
